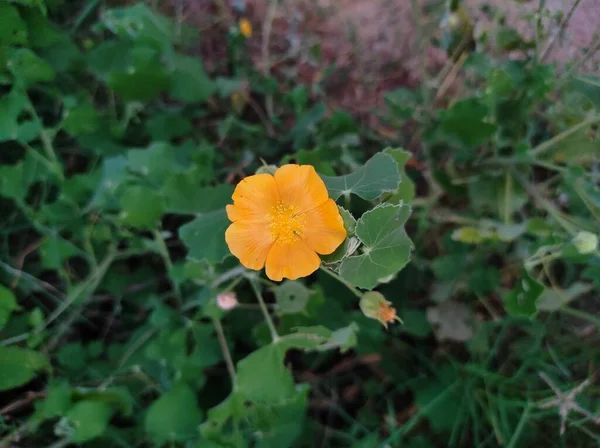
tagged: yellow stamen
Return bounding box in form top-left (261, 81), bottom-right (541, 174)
top-left (268, 201), bottom-right (305, 244)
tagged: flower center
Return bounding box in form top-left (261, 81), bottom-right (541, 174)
top-left (268, 201), bottom-right (305, 244)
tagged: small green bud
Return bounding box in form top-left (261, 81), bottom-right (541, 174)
top-left (572, 231), bottom-right (598, 255)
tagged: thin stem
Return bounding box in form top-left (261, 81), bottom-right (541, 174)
top-left (530, 115), bottom-right (600, 158)
top-left (211, 266), bottom-right (247, 288)
top-left (534, 0), bottom-right (546, 60)
top-left (153, 230), bottom-right (182, 305)
top-left (504, 170), bottom-right (512, 225)
top-left (319, 266), bottom-right (362, 298)
top-left (410, 0), bottom-right (428, 102)
top-left (506, 403), bottom-right (532, 448)
top-left (24, 97), bottom-right (60, 165)
top-left (262, 0), bottom-right (278, 118)
top-left (512, 170), bottom-right (578, 235)
top-left (540, 0), bottom-right (582, 61)
top-left (44, 247), bottom-right (117, 350)
top-left (213, 318), bottom-right (237, 388)
top-left (249, 277), bottom-right (279, 342)
top-left (560, 33), bottom-right (600, 81)
top-left (561, 306), bottom-right (600, 328)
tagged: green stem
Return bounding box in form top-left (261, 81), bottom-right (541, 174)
top-left (410, 0), bottom-right (428, 103)
top-left (512, 170), bottom-right (578, 235)
top-left (213, 318), bottom-right (237, 388)
top-left (262, 0), bottom-right (279, 119)
top-left (561, 306), bottom-right (600, 328)
top-left (319, 266), bottom-right (362, 298)
top-left (153, 230), bottom-right (181, 305)
top-left (249, 278), bottom-right (279, 342)
top-left (506, 403), bottom-right (532, 448)
top-left (539, 0), bottom-right (582, 61)
top-left (25, 97), bottom-right (60, 165)
top-left (503, 170), bottom-right (511, 225)
top-left (44, 247), bottom-right (117, 350)
top-left (530, 116), bottom-right (600, 158)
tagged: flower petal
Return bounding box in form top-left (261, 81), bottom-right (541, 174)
top-left (226, 173), bottom-right (279, 222)
top-left (274, 164), bottom-right (329, 214)
top-left (225, 221), bottom-right (275, 270)
top-left (265, 239), bottom-right (320, 281)
top-left (301, 199), bottom-right (347, 255)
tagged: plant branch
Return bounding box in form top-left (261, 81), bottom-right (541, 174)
top-left (540, 0), bottom-right (583, 62)
top-left (213, 318), bottom-right (237, 388)
top-left (319, 266), bottom-right (362, 298)
top-left (530, 115), bottom-right (600, 158)
top-left (249, 277), bottom-right (279, 342)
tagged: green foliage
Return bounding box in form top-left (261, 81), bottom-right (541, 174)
top-left (321, 152), bottom-right (401, 200)
top-left (1, 1), bottom-right (599, 447)
top-left (0, 346), bottom-right (50, 391)
top-left (340, 204), bottom-right (413, 289)
top-left (145, 383), bottom-right (204, 444)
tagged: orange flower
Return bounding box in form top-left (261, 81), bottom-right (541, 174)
top-left (225, 164), bottom-right (347, 281)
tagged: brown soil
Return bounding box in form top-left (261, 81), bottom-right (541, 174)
top-left (184, 0), bottom-right (600, 125)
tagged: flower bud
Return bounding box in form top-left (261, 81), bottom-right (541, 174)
top-left (217, 292), bottom-right (238, 311)
top-left (359, 292), bottom-right (402, 329)
top-left (572, 231), bottom-right (598, 255)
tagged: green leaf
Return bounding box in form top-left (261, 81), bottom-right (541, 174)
top-left (0, 346), bottom-right (50, 391)
top-left (168, 54), bottom-right (214, 103)
top-left (236, 344), bottom-right (296, 404)
top-left (0, 88), bottom-right (27, 142)
top-left (0, 4), bottom-right (27, 45)
top-left (164, 177), bottom-right (233, 215)
top-left (278, 323), bottom-right (359, 353)
top-left (384, 147), bottom-right (416, 203)
top-left (179, 208), bottom-right (230, 263)
top-left (289, 102), bottom-right (326, 149)
top-left (0, 153), bottom-right (54, 200)
top-left (66, 401), bottom-right (115, 443)
top-left (8, 48), bottom-right (55, 85)
top-left (62, 99), bottom-right (101, 136)
top-left (412, 365), bottom-right (461, 432)
top-left (6, 0), bottom-right (46, 14)
top-left (276, 281), bottom-right (312, 314)
top-left (92, 156), bottom-right (128, 206)
top-left (33, 380), bottom-right (71, 422)
top-left (468, 266), bottom-right (501, 296)
top-left (400, 309), bottom-right (432, 338)
top-left (569, 74), bottom-right (600, 109)
top-left (127, 142), bottom-right (175, 185)
top-left (22, 9), bottom-right (60, 48)
top-left (504, 273), bottom-right (545, 317)
top-left (339, 203), bottom-right (413, 289)
top-left (146, 113), bottom-right (192, 141)
top-left (119, 186), bottom-right (165, 229)
top-left (438, 98), bottom-right (496, 148)
top-left (0, 284), bottom-right (20, 330)
top-left (145, 383), bottom-right (203, 444)
top-left (468, 174), bottom-right (527, 218)
top-left (38, 238), bottom-right (79, 270)
top-left (101, 4), bottom-right (174, 49)
top-left (109, 46), bottom-right (170, 102)
top-left (321, 152), bottom-right (401, 201)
